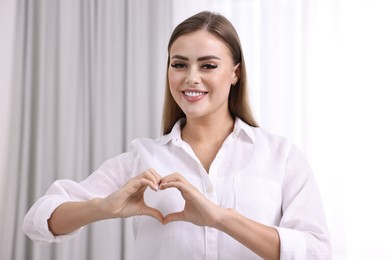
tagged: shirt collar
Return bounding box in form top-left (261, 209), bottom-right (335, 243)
top-left (231, 117), bottom-right (256, 144)
top-left (157, 119), bottom-right (185, 145)
top-left (157, 117), bottom-right (256, 145)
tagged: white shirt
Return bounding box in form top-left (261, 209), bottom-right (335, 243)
top-left (23, 118), bottom-right (331, 259)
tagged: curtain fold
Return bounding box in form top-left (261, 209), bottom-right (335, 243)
top-left (1, 0), bottom-right (169, 259)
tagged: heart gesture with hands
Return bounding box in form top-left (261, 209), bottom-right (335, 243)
top-left (159, 172), bottom-right (224, 228)
top-left (101, 168), bottom-right (164, 222)
top-left (102, 169), bottom-right (223, 228)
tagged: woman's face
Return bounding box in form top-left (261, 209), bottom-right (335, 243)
top-left (168, 30), bottom-right (239, 121)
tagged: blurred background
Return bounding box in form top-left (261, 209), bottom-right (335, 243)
top-left (1, 0), bottom-right (389, 259)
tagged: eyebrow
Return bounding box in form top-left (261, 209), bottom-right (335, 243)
top-left (171, 55), bottom-right (221, 61)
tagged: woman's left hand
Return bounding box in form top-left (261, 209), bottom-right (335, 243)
top-left (159, 172), bottom-right (225, 227)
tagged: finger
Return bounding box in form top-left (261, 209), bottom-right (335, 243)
top-left (160, 173), bottom-right (190, 190)
top-left (160, 172), bottom-right (187, 184)
top-left (140, 206), bottom-right (164, 223)
top-left (142, 169), bottom-right (162, 187)
top-left (138, 178), bottom-right (160, 191)
top-left (159, 180), bottom-right (187, 192)
top-left (125, 177), bottom-right (158, 192)
top-left (162, 211), bottom-right (185, 225)
top-left (145, 168), bottom-right (162, 182)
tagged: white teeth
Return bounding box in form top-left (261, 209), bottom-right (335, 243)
top-left (184, 91), bottom-right (206, 97)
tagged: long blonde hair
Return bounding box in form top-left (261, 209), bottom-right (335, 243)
top-left (162, 11), bottom-right (258, 135)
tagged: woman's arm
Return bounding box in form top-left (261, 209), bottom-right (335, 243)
top-left (160, 172), bottom-right (280, 260)
top-left (48, 199), bottom-right (105, 235)
top-left (216, 208), bottom-right (280, 260)
top-left (48, 169), bottom-right (163, 235)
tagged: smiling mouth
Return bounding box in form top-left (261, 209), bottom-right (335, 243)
top-left (182, 91), bottom-right (208, 97)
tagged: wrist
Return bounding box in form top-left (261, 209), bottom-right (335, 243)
top-left (90, 197), bottom-right (113, 221)
top-left (213, 207), bottom-right (236, 231)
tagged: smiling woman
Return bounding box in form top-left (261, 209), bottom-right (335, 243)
top-left (23, 11), bottom-right (331, 260)
top-left (4, 1), bottom-right (390, 259)
top-left (168, 30), bottom-right (238, 125)
top-left (162, 13), bottom-right (257, 136)
top-left (168, 30), bottom-right (239, 173)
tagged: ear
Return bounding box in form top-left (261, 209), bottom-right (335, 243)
top-left (232, 63), bottom-right (241, 86)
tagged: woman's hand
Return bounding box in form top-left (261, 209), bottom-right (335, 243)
top-left (159, 172), bottom-right (280, 259)
top-left (159, 172), bottom-right (225, 227)
top-left (48, 169), bottom-right (163, 235)
top-left (101, 168), bottom-right (163, 222)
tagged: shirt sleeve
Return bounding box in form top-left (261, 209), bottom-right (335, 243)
top-left (23, 152), bottom-right (133, 243)
top-left (276, 144), bottom-right (332, 259)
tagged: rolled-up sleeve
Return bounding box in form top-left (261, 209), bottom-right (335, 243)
top-left (23, 193), bottom-right (81, 243)
top-left (23, 152), bottom-right (133, 243)
top-left (277, 144), bottom-right (332, 259)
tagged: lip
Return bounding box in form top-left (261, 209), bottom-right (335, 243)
top-left (181, 89), bottom-right (208, 102)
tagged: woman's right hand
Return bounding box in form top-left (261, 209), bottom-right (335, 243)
top-left (100, 168), bottom-right (163, 222)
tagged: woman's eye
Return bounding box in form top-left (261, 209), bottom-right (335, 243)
top-left (170, 63), bottom-right (186, 69)
top-left (202, 64), bottom-right (218, 69)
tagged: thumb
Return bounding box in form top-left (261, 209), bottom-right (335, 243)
top-left (163, 211), bottom-right (185, 225)
top-left (141, 206), bottom-right (164, 223)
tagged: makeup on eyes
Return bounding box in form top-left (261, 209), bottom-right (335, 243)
top-left (170, 54), bottom-right (221, 70)
top-left (170, 63), bottom-right (218, 70)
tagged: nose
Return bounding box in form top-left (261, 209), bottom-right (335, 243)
top-left (185, 68), bottom-right (201, 85)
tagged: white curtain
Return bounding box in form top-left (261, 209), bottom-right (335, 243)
top-left (1, 0), bottom-right (390, 259)
top-left (305, 1), bottom-right (390, 259)
top-left (1, 0), bottom-right (170, 259)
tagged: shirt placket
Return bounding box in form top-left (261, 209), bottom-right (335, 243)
top-left (204, 145), bottom-right (227, 260)
top-left (203, 166), bottom-right (218, 260)
top-left (176, 137), bottom-right (228, 260)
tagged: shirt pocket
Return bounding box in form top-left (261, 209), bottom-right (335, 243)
top-left (233, 176), bottom-right (282, 224)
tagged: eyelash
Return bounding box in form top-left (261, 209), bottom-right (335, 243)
top-left (202, 64), bottom-right (218, 69)
top-left (170, 63), bottom-right (186, 69)
top-left (170, 63), bottom-right (218, 70)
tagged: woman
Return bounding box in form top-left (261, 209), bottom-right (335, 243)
top-left (24, 11), bottom-right (331, 259)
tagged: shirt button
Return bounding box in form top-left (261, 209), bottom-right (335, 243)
top-left (207, 186), bottom-right (213, 193)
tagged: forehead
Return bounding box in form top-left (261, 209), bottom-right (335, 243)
top-left (170, 30), bottom-right (232, 59)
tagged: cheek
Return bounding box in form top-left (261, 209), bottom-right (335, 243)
top-left (208, 73), bottom-right (232, 92)
top-left (168, 71), bottom-right (181, 101)
top-left (168, 70), bottom-right (182, 88)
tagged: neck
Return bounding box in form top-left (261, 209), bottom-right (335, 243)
top-left (182, 114), bottom-right (235, 144)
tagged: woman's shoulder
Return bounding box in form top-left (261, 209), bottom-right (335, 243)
top-left (250, 126), bottom-right (308, 161)
top-left (254, 127), bottom-right (309, 164)
top-left (253, 127), bottom-right (289, 144)
top-left (244, 123), bottom-right (288, 147)
top-left (127, 136), bottom-right (162, 150)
